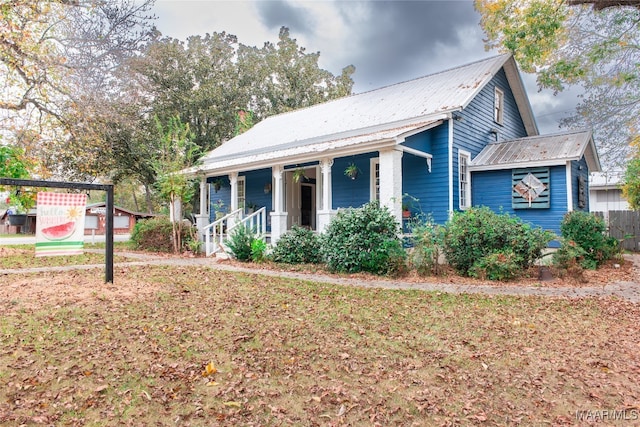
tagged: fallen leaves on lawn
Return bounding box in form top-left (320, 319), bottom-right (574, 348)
top-left (0, 265), bottom-right (638, 426)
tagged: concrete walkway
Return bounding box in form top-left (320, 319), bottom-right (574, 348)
top-left (2, 250), bottom-right (639, 303)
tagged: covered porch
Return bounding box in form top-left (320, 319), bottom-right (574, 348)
top-left (187, 119), bottom-right (442, 254)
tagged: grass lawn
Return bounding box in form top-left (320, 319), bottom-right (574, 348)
top-left (0, 265), bottom-right (639, 426)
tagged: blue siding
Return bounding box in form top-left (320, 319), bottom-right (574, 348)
top-left (452, 68), bottom-right (528, 213)
top-left (208, 170), bottom-right (273, 231)
top-left (332, 153), bottom-right (376, 209)
top-left (208, 176), bottom-right (231, 222)
top-left (402, 124), bottom-right (450, 224)
top-left (242, 168), bottom-right (273, 214)
top-left (472, 165), bottom-right (568, 236)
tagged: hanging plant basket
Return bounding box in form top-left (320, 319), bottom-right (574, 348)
top-left (8, 214), bottom-right (27, 226)
top-left (344, 163), bottom-right (360, 180)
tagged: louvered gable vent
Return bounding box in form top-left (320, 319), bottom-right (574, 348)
top-left (512, 168), bottom-right (550, 209)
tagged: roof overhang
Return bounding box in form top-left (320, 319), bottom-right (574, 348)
top-left (469, 130), bottom-right (601, 173)
top-left (185, 117), bottom-right (445, 177)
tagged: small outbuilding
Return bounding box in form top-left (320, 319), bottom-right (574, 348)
top-left (84, 203), bottom-right (155, 235)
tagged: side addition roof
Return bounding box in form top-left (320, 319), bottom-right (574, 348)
top-left (192, 54), bottom-right (538, 176)
top-left (469, 130), bottom-right (601, 172)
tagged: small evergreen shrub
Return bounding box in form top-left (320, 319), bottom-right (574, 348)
top-left (552, 239), bottom-right (587, 280)
top-left (225, 225), bottom-right (255, 261)
top-left (442, 207), bottom-right (553, 277)
top-left (409, 219), bottom-right (444, 276)
top-left (469, 249), bottom-right (522, 281)
top-left (131, 216), bottom-right (191, 252)
top-left (321, 201), bottom-right (406, 276)
top-left (559, 211), bottom-right (618, 269)
top-left (272, 225), bottom-right (321, 264)
top-left (250, 238), bottom-right (267, 263)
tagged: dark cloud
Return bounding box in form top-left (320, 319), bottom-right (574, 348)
top-left (255, 0), bottom-right (317, 37)
top-left (251, 0), bottom-right (576, 134)
top-left (333, 1), bottom-right (488, 89)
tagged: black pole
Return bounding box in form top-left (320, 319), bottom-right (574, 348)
top-left (0, 177), bottom-right (115, 283)
top-left (105, 185), bottom-right (114, 283)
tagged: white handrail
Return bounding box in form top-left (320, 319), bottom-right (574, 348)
top-left (203, 207), bottom-right (267, 256)
top-left (228, 207), bottom-right (267, 237)
top-left (203, 208), bottom-right (242, 256)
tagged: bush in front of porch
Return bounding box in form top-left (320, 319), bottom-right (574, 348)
top-left (320, 201), bottom-right (406, 276)
top-left (272, 225), bottom-right (322, 264)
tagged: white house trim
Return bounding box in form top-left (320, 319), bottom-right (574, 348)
top-left (396, 145), bottom-right (432, 172)
top-left (448, 116), bottom-right (454, 215)
top-left (458, 149), bottom-right (471, 210)
top-left (270, 165), bottom-right (287, 243)
top-left (317, 158), bottom-right (334, 232)
top-left (370, 157), bottom-right (380, 201)
top-left (379, 148), bottom-right (403, 223)
top-left (566, 162), bottom-right (573, 212)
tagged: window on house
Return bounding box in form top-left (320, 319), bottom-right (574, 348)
top-left (494, 87), bottom-right (504, 124)
top-left (237, 176), bottom-right (246, 209)
top-left (370, 158), bottom-right (380, 201)
top-left (459, 151), bottom-right (471, 209)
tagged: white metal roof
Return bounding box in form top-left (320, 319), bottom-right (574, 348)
top-left (195, 53), bottom-right (537, 175)
top-left (469, 129), bottom-right (602, 172)
top-left (589, 171), bottom-right (625, 189)
top-left (186, 120), bottom-right (442, 176)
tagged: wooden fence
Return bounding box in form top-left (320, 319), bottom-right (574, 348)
top-left (595, 210), bottom-right (640, 252)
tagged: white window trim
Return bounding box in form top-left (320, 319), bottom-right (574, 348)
top-left (494, 87), bottom-right (504, 124)
top-left (459, 150), bottom-right (471, 210)
top-left (370, 157), bottom-right (380, 202)
top-left (237, 176), bottom-right (246, 209)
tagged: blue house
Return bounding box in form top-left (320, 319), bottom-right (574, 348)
top-left (187, 54), bottom-right (601, 254)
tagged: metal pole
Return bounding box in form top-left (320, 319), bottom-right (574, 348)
top-left (105, 185), bottom-right (114, 283)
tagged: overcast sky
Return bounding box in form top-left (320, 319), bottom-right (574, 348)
top-left (151, 0), bottom-right (581, 134)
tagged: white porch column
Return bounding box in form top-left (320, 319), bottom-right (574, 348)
top-left (195, 178), bottom-right (209, 241)
top-left (379, 148), bottom-right (403, 224)
top-left (270, 165), bottom-right (288, 243)
top-left (317, 158), bottom-right (334, 232)
top-left (229, 172), bottom-right (238, 229)
top-left (229, 172), bottom-right (238, 211)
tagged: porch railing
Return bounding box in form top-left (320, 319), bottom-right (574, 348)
top-left (203, 207), bottom-right (267, 256)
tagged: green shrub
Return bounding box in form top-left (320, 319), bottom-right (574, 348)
top-left (131, 216), bottom-right (191, 252)
top-left (442, 207), bottom-right (553, 277)
top-left (321, 201), bottom-right (406, 276)
top-left (559, 211), bottom-right (618, 269)
top-left (552, 239), bottom-right (587, 280)
top-left (552, 239), bottom-right (587, 269)
top-left (409, 219), bottom-right (444, 276)
top-left (469, 249), bottom-right (522, 281)
top-left (225, 225), bottom-right (255, 261)
top-left (272, 225), bottom-right (321, 264)
top-left (250, 238), bottom-right (267, 263)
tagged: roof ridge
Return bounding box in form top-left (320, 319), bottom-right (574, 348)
top-left (247, 53), bottom-right (512, 125)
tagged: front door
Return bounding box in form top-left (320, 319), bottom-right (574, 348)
top-left (301, 184), bottom-right (314, 229)
top-left (285, 167), bottom-right (316, 230)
